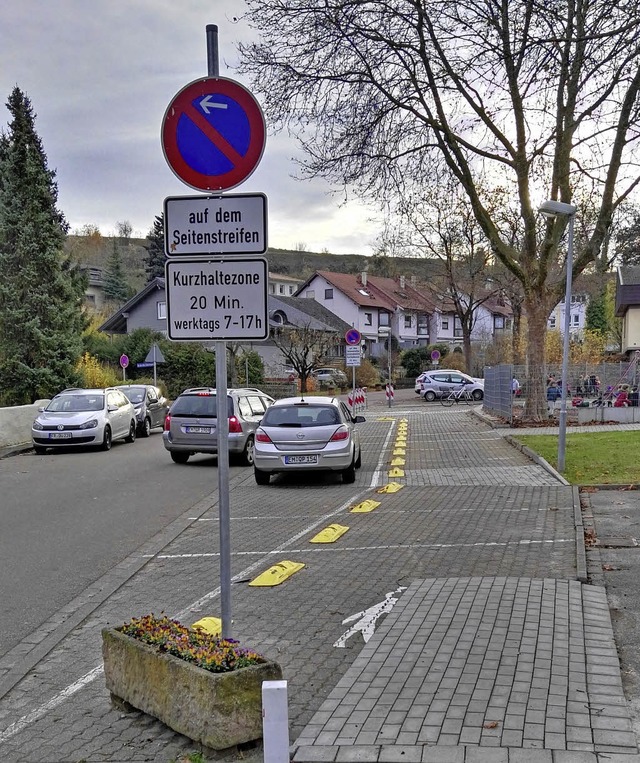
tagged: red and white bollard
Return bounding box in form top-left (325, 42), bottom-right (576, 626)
top-left (385, 383), bottom-right (394, 407)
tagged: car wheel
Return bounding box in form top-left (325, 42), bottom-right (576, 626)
top-left (254, 467), bottom-right (270, 485)
top-left (472, 390), bottom-right (484, 401)
top-left (125, 421), bottom-right (136, 443)
top-left (141, 417), bottom-right (152, 437)
top-left (355, 447), bottom-right (362, 469)
top-left (33, 446), bottom-right (47, 455)
top-left (170, 451), bottom-right (190, 464)
top-left (342, 458), bottom-right (356, 484)
top-left (101, 426), bottom-right (112, 451)
top-left (241, 436), bottom-right (255, 466)
top-left (424, 390), bottom-right (436, 402)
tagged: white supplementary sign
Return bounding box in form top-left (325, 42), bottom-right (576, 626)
top-left (164, 193), bottom-right (267, 256)
top-left (165, 257), bottom-right (269, 341)
top-left (333, 586), bottom-right (407, 648)
top-left (345, 345), bottom-right (362, 367)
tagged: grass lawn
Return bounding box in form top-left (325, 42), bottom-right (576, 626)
top-left (514, 430), bottom-right (640, 485)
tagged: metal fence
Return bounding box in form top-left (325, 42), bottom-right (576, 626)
top-left (483, 365), bottom-right (514, 424)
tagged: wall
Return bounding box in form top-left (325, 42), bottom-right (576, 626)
top-left (0, 401), bottom-right (49, 449)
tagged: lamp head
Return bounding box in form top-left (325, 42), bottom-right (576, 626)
top-left (539, 200), bottom-right (578, 218)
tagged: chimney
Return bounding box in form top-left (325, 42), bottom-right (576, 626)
top-left (361, 271), bottom-right (367, 287)
top-left (400, 275), bottom-right (405, 290)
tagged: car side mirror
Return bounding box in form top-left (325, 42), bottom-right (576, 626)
top-left (108, 404), bottom-right (118, 412)
top-left (149, 396), bottom-right (158, 403)
top-left (354, 415), bottom-right (366, 423)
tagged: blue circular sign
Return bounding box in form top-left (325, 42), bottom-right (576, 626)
top-left (345, 328), bottom-right (361, 346)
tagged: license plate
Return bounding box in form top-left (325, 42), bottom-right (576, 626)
top-left (185, 426), bottom-right (211, 434)
top-left (285, 455), bottom-right (318, 464)
top-left (49, 432), bottom-right (72, 439)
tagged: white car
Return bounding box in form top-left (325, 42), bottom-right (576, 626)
top-left (418, 370), bottom-right (484, 402)
top-left (32, 387), bottom-right (137, 453)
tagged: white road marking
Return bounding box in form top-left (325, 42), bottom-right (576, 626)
top-left (334, 586), bottom-right (408, 648)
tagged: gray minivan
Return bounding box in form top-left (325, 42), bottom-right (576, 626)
top-left (162, 387), bottom-right (274, 465)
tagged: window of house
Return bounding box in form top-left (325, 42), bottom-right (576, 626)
top-left (549, 315), bottom-right (556, 328)
top-left (364, 312), bottom-right (372, 326)
top-left (288, 285), bottom-right (295, 295)
top-left (571, 313), bottom-right (580, 326)
top-left (306, 290), bottom-right (315, 298)
top-left (279, 284), bottom-right (285, 294)
top-left (379, 312), bottom-right (390, 327)
top-left (442, 319), bottom-right (449, 330)
top-left (494, 315), bottom-right (505, 329)
top-left (325, 288), bottom-right (334, 299)
top-left (157, 301), bottom-right (166, 320)
top-left (404, 314), bottom-right (412, 328)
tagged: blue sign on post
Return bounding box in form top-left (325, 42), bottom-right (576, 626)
top-left (345, 328), bottom-right (362, 346)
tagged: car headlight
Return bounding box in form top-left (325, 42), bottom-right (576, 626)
top-left (33, 421), bottom-right (44, 430)
top-left (79, 419), bottom-right (99, 430)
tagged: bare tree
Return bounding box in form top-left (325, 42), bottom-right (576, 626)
top-left (272, 323), bottom-right (340, 392)
top-left (238, 0), bottom-right (640, 418)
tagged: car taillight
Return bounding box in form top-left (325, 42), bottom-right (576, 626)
top-left (330, 427), bottom-right (349, 442)
top-left (228, 416), bottom-right (243, 433)
top-left (256, 429), bottom-right (272, 443)
top-left (163, 414), bottom-right (171, 431)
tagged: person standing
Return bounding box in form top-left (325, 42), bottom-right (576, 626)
top-left (512, 376), bottom-right (521, 396)
top-left (547, 380), bottom-right (560, 417)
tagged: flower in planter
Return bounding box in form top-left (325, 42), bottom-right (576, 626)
top-left (118, 614), bottom-right (265, 674)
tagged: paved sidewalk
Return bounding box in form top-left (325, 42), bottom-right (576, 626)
top-left (1, 390), bottom-right (638, 762)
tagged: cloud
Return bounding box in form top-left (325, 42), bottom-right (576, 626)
top-left (0, 0), bottom-right (380, 254)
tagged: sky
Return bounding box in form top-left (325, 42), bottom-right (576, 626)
top-left (0, 1), bottom-right (382, 255)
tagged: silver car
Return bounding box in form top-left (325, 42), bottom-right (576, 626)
top-left (419, 370), bottom-right (485, 402)
top-left (32, 387), bottom-right (137, 453)
top-left (253, 396), bottom-right (365, 485)
top-left (162, 387), bottom-right (274, 465)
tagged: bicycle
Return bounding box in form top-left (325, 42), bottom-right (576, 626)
top-left (440, 385), bottom-right (475, 406)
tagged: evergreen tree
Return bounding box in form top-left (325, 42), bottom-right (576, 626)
top-left (585, 293), bottom-right (609, 336)
top-left (0, 87), bottom-right (87, 405)
top-left (103, 238), bottom-right (129, 303)
top-left (144, 213), bottom-right (165, 281)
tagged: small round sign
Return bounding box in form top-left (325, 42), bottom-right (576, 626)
top-left (345, 328), bottom-right (362, 346)
top-left (120, 354), bottom-right (129, 369)
top-left (431, 349), bottom-right (441, 361)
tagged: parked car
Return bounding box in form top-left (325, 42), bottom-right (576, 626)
top-left (32, 387), bottom-right (137, 453)
top-left (312, 368), bottom-right (349, 386)
top-left (415, 372), bottom-right (429, 393)
top-left (253, 396), bottom-right (365, 485)
top-left (115, 384), bottom-right (169, 437)
top-left (162, 387), bottom-right (274, 465)
top-left (418, 370), bottom-right (485, 401)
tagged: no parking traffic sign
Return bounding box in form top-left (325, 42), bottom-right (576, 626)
top-left (162, 77), bottom-right (266, 192)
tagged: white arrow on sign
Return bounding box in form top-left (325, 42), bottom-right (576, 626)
top-left (333, 586), bottom-right (407, 648)
top-left (199, 95), bottom-right (228, 114)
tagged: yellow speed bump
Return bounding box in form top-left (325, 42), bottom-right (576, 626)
top-left (310, 524), bottom-right (349, 543)
top-left (249, 561), bottom-right (305, 587)
top-left (391, 457), bottom-right (406, 466)
top-left (397, 424), bottom-right (408, 432)
top-left (350, 499), bottom-right (381, 513)
top-left (377, 482), bottom-right (404, 494)
top-left (393, 448), bottom-right (406, 456)
top-left (191, 617), bottom-right (222, 636)
top-left (400, 418), bottom-right (408, 423)
top-left (395, 438), bottom-right (407, 447)
top-left (388, 467), bottom-right (405, 478)
top-left (377, 416), bottom-right (394, 421)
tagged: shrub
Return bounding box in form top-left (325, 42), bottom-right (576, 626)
top-left (118, 614), bottom-right (265, 674)
top-left (75, 353), bottom-right (120, 387)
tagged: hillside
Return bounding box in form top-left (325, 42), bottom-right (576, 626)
top-left (64, 234), bottom-right (445, 294)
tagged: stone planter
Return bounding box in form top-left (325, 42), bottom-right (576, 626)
top-left (102, 628), bottom-right (283, 750)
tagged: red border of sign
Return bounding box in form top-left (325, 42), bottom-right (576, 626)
top-left (345, 329), bottom-right (361, 345)
top-left (161, 77), bottom-right (266, 192)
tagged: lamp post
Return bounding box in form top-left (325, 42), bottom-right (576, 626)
top-left (379, 326), bottom-right (392, 407)
top-left (539, 199), bottom-right (578, 473)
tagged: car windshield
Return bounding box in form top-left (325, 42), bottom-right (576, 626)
top-left (261, 405), bottom-right (340, 427)
top-left (170, 394), bottom-right (234, 418)
top-left (47, 394), bottom-right (104, 412)
top-left (122, 388), bottom-right (145, 403)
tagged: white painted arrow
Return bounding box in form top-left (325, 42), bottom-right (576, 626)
top-left (333, 586), bottom-right (407, 648)
top-left (199, 95), bottom-right (228, 114)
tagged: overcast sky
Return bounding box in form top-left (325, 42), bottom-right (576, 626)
top-left (0, 1), bottom-right (382, 255)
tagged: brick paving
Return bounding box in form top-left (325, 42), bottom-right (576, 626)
top-left (0, 391), bottom-right (638, 762)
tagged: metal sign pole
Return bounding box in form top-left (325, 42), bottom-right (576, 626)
top-left (207, 25), bottom-right (232, 639)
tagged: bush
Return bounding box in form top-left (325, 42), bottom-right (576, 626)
top-left (75, 353), bottom-right (120, 387)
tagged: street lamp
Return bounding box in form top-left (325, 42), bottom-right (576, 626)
top-left (539, 199), bottom-right (578, 473)
top-left (379, 326), bottom-right (392, 407)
